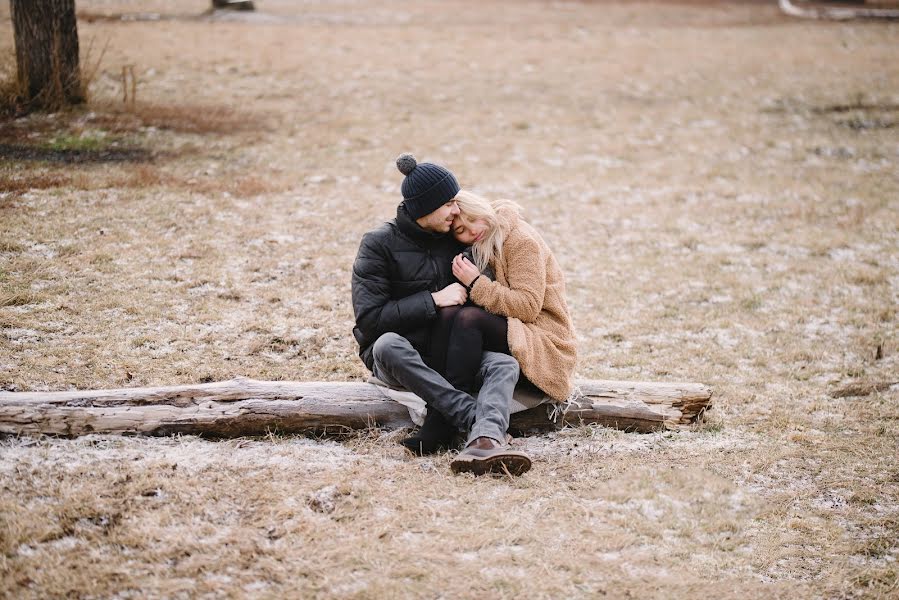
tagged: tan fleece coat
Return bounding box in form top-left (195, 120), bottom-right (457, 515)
top-left (469, 208), bottom-right (577, 402)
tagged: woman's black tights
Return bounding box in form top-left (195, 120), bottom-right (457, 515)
top-left (445, 306), bottom-right (510, 393)
top-left (429, 305), bottom-right (511, 393)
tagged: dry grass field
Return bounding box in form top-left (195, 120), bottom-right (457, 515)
top-left (1, 0), bottom-right (897, 597)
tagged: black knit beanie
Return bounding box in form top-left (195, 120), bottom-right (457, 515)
top-left (396, 153), bottom-right (460, 220)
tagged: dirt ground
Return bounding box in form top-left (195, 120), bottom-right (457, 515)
top-left (1, 0), bottom-right (897, 598)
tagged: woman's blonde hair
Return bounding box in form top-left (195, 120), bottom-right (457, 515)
top-left (454, 190), bottom-right (523, 272)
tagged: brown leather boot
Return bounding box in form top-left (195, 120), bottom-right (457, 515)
top-left (449, 437), bottom-right (532, 476)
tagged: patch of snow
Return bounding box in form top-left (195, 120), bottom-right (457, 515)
top-left (2, 328), bottom-right (40, 343)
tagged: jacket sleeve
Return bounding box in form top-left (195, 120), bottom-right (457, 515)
top-left (351, 231), bottom-right (437, 344)
top-left (469, 234), bottom-right (545, 323)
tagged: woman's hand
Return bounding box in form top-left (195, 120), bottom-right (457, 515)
top-left (452, 254), bottom-right (481, 287)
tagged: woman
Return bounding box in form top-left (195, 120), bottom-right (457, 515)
top-left (446, 190), bottom-right (577, 404)
top-left (401, 190), bottom-right (577, 456)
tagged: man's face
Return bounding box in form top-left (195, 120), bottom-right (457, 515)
top-left (416, 199), bottom-right (460, 233)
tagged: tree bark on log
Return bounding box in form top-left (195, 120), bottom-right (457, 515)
top-left (10, 0), bottom-right (84, 108)
top-left (779, 0), bottom-right (899, 19)
top-left (212, 0), bottom-right (256, 10)
top-left (0, 378), bottom-right (712, 438)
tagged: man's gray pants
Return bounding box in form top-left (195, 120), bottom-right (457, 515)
top-left (371, 332), bottom-right (519, 446)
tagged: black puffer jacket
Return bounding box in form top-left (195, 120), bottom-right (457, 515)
top-left (352, 204), bottom-right (464, 371)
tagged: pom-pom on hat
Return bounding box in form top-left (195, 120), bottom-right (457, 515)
top-left (396, 153), bottom-right (461, 220)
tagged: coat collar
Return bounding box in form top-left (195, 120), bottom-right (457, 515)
top-left (395, 203), bottom-right (451, 246)
top-left (491, 205), bottom-right (523, 285)
top-left (496, 204), bottom-right (521, 234)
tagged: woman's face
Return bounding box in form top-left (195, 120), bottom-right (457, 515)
top-left (452, 214), bottom-right (488, 245)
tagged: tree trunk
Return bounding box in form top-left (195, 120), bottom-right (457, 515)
top-left (0, 377), bottom-right (712, 438)
top-left (9, 0), bottom-right (84, 108)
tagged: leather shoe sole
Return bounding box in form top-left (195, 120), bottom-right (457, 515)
top-left (450, 447), bottom-right (532, 477)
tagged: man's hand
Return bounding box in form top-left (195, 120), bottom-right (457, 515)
top-left (432, 283), bottom-right (468, 307)
top-left (452, 254), bottom-right (481, 287)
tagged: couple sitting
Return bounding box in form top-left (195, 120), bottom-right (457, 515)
top-left (351, 154), bottom-right (577, 476)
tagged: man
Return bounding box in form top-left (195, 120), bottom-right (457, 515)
top-left (351, 153), bottom-right (531, 476)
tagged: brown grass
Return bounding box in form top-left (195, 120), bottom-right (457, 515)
top-left (0, 289), bottom-right (42, 307)
top-left (1, 0), bottom-right (898, 597)
top-left (1, 99), bottom-right (276, 197)
top-left (0, 77), bottom-right (22, 120)
top-left (74, 100), bottom-right (270, 135)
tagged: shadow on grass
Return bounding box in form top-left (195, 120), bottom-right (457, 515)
top-left (0, 142), bottom-right (152, 164)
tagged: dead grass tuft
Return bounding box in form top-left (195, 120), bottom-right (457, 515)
top-left (229, 175), bottom-right (275, 198)
top-left (121, 164), bottom-right (166, 188)
top-left (87, 101), bottom-right (268, 135)
top-left (174, 172), bottom-right (292, 198)
top-left (830, 381), bottom-right (898, 399)
top-left (0, 73), bottom-right (25, 120)
top-left (0, 239), bottom-right (24, 253)
top-left (0, 172), bottom-right (70, 193)
top-left (847, 267), bottom-right (887, 286)
top-left (0, 289), bottom-right (43, 307)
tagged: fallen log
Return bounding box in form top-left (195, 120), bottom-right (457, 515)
top-left (0, 377), bottom-right (712, 438)
top-left (779, 0), bottom-right (899, 20)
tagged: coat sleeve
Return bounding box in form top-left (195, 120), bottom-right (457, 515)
top-left (351, 231), bottom-right (437, 344)
top-left (470, 233), bottom-right (545, 323)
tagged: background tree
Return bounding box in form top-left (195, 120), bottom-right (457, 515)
top-left (9, 0), bottom-right (84, 110)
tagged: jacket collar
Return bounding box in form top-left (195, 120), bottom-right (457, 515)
top-left (496, 204), bottom-right (521, 234)
top-left (395, 203), bottom-right (451, 246)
